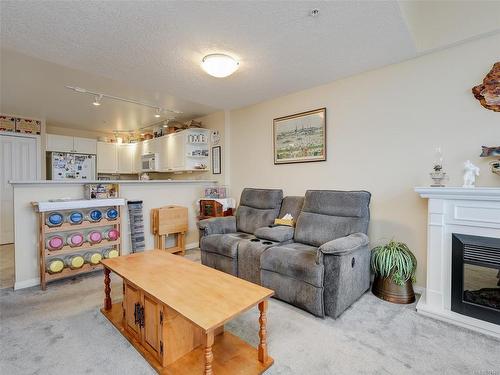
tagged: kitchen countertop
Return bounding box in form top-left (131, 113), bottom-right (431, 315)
top-left (9, 179), bottom-right (217, 185)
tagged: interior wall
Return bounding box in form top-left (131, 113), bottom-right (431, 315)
top-left (46, 124), bottom-right (111, 139)
top-left (229, 33), bottom-right (500, 288)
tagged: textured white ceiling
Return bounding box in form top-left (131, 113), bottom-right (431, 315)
top-left (0, 1), bottom-right (497, 132)
top-left (1, 1), bottom-right (415, 111)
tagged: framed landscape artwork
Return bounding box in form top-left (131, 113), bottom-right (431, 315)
top-left (273, 108), bottom-right (326, 164)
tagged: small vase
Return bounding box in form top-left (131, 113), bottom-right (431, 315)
top-left (372, 275), bottom-right (415, 304)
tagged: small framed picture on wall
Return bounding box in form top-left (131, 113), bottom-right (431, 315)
top-left (273, 108), bottom-right (326, 164)
top-left (212, 146), bottom-right (221, 174)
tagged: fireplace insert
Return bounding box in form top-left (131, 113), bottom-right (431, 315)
top-left (451, 233), bottom-right (500, 325)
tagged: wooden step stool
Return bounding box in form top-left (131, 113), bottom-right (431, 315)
top-left (151, 205), bottom-right (188, 255)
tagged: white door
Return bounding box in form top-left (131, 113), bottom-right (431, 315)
top-left (168, 132), bottom-right (185, 170)
top-left (97, 142), bottom-right (117, 173)
top-left (73, 137), bottom-right (97, 154)
top-left (117, 143), bottom-right (138, 173)
top-left (158, 136), bottom-right (169, 171)
top-left (46, 134), bottom-right (74, 152)
top-left (0, 134), bottom-right (39, 244)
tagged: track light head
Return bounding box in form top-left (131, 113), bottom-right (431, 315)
top-left (93, 94), bottom-right (103, 106)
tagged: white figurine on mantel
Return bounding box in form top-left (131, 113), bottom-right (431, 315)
top-left (463, 160), bottom-right (480, 188)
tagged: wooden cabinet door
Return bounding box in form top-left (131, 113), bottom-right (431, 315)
top-left (141, 292), bottom-right (162, 361)
top-left (124, 281), bottom-right (141, 340)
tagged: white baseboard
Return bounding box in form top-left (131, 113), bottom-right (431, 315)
top-left (186, 242), bottom-right (199, 250)
top-left (14, 277), bottom-right (39, 290)
top-left (413, 285), bottom-right (425, 295)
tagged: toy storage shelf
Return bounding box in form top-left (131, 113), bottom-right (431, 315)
top-left (45, 240), bottom-right (121, 257)
top-left (44, 218), bottom-right (118, 233)
top-left (33, 198), bottom-right (126, 290)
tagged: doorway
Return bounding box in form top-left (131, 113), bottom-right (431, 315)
top-left (0, 133), bottom-right (40, 244)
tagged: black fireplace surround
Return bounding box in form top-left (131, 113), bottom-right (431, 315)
top-left (451, 233), bottom-right (500, 325)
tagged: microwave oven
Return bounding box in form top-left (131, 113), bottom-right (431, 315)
top-left (141, 153), bottom-right (159, 172)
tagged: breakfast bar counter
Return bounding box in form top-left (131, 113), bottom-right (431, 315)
top-left (10, 179), bottom-right (217, 289)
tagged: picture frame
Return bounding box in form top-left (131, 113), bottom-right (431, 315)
top-left (212, 146), bottom-right (221, 174)
top-left (273, 108), bottom-right (326, 164)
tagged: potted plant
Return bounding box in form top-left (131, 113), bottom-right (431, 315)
top-left (371, 240), bottom-right (417, 304)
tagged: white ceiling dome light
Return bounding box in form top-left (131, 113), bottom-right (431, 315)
top-left (201, 54), bottom-right (239, 78)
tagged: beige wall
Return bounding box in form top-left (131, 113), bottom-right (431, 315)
top-left (229, 33), bottom-right (500, 288)
top-left (46, 124), bottom-right (111, 140)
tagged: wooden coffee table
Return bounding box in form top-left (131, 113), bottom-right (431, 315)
top-left (100, 250), bottom-right (274, 374)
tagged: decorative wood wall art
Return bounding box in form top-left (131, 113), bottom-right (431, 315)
top-left (472, 62), bottom-right (500, 112)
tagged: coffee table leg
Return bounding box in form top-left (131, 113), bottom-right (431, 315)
top-left (204, 330), bottom-right (214, 375)
top-left (104, 267), bottom-right (112, 310)
top-left (258, 300), bottom-right (268, 363)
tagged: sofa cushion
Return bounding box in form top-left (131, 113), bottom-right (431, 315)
top-left (239, 188), bottom-right (283, 209)
top-left (294, 190), bottom-right (371, 247)
top-left (278, 196), bottom-right (304, 220)
top-left (236, 206), bottom-right (280, 234)
top-left (200, 232), bottom-right (255, 258)
top-left (261, 243), bottom-right (324, 287)
top-left (236, 188), bottom-right (283, 234)
top-left (254, 225), bottom-right (294, 242)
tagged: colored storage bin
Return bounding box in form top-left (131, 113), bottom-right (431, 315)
top-left (65, 255), bottom-right (84, 269)
top-left (67, 232), bottom-right (84, 247)
top-left (105, 228), bottom-right (120, 241)
top-left (105, 208), bottom-right (119, 220)
top-left (46, 258), bottom-right (64, 274)
top-left (88, 209), bottom-right (102, 222)
top-left (68, 211), bottom-right (84, 225)
top-left (46, 212), bottom-right (64, 227)
top-left (87, 230), bottom-right (103, 244)
top-left (102, 248), bottom-right (119, 259)
top-left (46, 235), bottom-right (64, 251)
top-left (84, 252), bottom-right (102, 265)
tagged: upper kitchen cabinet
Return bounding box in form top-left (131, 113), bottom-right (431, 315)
top-left (73, 137), bottom-right (97, 154)
top-left (117, 143), bottom-right (138, 174)
top-left (46, 134), bottom-right (97, 154)
top-left (167, 132), bottom-right (184, 171)
top-left (96, 142), bottom-right (117, 174)
top-left (158, 136), bottom-right (169, 171)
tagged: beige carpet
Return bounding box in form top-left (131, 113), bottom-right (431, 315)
top-left (1, 249), bottom-right (499, 374)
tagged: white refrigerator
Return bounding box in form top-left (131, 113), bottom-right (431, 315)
top-left (47, 152), bottom-right (96, 180)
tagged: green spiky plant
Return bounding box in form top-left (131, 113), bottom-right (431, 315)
top-left (371, 240), bottom-right (417, 286)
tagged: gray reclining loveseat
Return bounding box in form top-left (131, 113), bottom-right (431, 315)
top-left (261, 190), bottom-right (371, 318)
top-left (198, 188), bottom-right (284, 275)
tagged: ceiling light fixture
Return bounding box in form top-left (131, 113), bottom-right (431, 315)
top-left (65, 86), bottom-right (183, 115)
top-left (92, 94), bottom-right (102, 106)
top-left (201, 54), bottom-right (239, 78)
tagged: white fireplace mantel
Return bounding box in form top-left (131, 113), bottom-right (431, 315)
top-left (415, 186), bottom-right (500, 338)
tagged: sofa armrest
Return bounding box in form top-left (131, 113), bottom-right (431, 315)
top-left (197, 216), bottom-right (237, 236)
top-left (255, 225), bottom-right (294, 242)
top-left (316, 233), bottom-right (369, 264)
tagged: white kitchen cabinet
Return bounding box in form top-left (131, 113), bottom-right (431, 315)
top-left (167, 132), bottom-right (185, 171)
top-left (158, 136), bottom-right (169, 171)
top-left (46, 134), bottom-right (97, 154)
top-left (46, 134), bottom-right (74, 153)
top-left (117, 143), bottom-right (138, 174)
top-left (97, 142), bottom-right (117, 173)
top-left (73, 137), bottom-right (97, 154)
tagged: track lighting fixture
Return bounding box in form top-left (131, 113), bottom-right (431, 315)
top-left (92, 94), bottom-right (103, 106)
top-left (65, 86), bottom-right (182, 116)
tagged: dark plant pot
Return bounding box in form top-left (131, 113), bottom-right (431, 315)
top-left (372, 275), bottom-right (415, 304)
